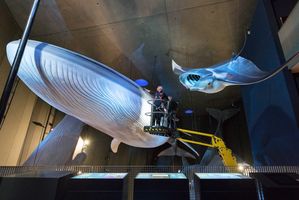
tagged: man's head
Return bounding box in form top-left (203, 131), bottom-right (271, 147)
top-left (156, 85), bottom-right (163, 93)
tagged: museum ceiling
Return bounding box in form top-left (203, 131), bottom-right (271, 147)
top-left (5, 0), bottom-right (257, 116)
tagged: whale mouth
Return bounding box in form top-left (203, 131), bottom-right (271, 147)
top-left (183, 74), bottom-right (201, 88)
top-left (186, 74), bottom-right (201, 81)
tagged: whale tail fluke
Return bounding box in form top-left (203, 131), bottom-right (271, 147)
top-left (157, 138), bottom-right (199, 159)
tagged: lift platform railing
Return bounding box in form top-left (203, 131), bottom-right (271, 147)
top-left (145, 99), bottom-right (170, 127)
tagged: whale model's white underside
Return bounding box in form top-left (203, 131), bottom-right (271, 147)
top-left (6, 40), bottom-right (168, 149)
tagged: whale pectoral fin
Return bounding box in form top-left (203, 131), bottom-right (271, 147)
top-left (111, 138), bottom-right (121, 153)
top-left (172, 60), bottom-right (189, 75)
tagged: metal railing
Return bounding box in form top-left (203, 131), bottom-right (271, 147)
top-left (0, 165), bottom-right (299, 200)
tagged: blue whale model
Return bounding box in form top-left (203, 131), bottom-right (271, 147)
top-left (172, 53), bottom-right (299, 93)
top-left (6, 40), bottom-right (169, 153)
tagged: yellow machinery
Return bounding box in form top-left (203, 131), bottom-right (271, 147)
top-left (143, 102), bottom-right (238, 167)
top-left (144, 126), bottom-right (238, 167)
top-left (176, 128), bottom-right (238, 167)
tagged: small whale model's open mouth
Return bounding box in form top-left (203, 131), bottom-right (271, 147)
top-left (186, 74), bottom-right (201, 81)
top-left (181, 73), bottom-right (201, 89)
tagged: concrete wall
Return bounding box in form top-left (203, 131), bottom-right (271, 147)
top-left (0, 1), bottom-right (37, 166)
top-left (241, 0), bottom-right (299, 165)
top-left (0, 1), bottom-right (19, 92)
top-left (278, 2), bottom-right (299, 72)
top-left (278, 2), bottom-right (299, 59)
top-left (17, 99), bottom-right (53, 165)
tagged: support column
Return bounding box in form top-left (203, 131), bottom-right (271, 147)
top-left (241, 0), bottom-right (299, 165)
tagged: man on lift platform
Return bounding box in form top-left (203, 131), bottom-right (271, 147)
top-left (152, 85), bottom-right (168, 127)
top-left (145, 86), bottom-right (179, 137)
top-left (167, 96), bottom-right (178, 129)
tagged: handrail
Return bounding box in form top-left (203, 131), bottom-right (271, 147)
top-left (146, 99), bottom-right (169, 107)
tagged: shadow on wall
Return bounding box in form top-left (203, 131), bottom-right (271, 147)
top-left (252, 105), bottom-right (299, 165)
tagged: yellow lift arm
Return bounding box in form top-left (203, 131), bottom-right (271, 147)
top-left (176, 128), bottom-right (238, 167)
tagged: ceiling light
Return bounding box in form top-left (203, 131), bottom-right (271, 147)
top-left (184, 109), bottom-right (193, 114)
top-left (135, 79), bottom-right (148, 87)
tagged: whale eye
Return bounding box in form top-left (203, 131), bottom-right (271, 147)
top-left (187, 74), bottom-right (201, 81)
top-left (207, 82), bottom-right (213, 88)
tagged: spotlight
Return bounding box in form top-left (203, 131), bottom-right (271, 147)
top-left (84, 139), bottom-right (90, 145)
top-left (237, 162), bottom-right (250, 172)
top-left (135, 79), bottom-right (148, 87)
top-left (238, 164), bottom-right (244, 172)
top-left (184, 109), bottom-right (193, 114)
